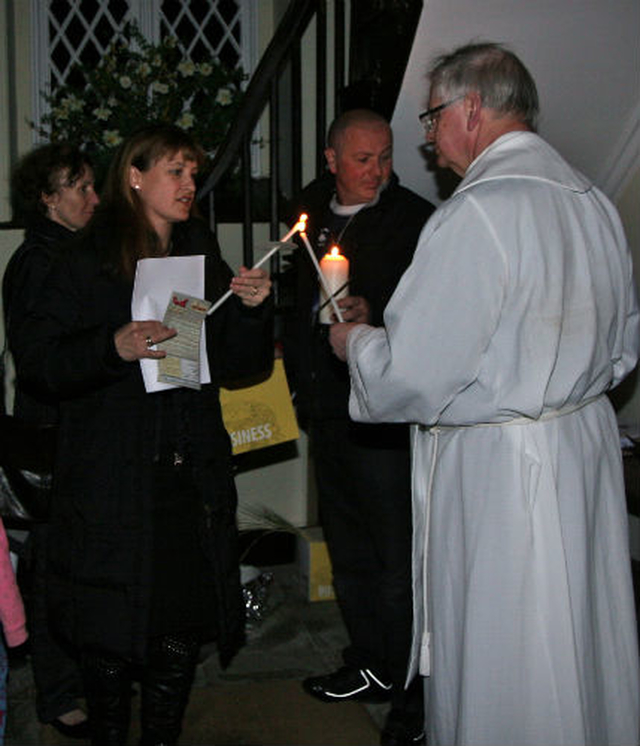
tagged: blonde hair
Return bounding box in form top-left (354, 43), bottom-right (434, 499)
top-left (100, 124), bottom-right (205, 278)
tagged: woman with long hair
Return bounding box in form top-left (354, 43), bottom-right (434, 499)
top-left (11, 124), bottom-right (273, 746)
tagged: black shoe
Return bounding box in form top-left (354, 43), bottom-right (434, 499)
top-left (49, 716), bottom-right (92, 739)
top-left (302, 666), bottom-right (392, 703)
top-left (380, 710), bottom-right (426, 746)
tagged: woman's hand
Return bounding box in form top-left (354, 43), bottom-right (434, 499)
top-left (230, 267), bottom-right (272, 308)
top-left (114, 321), bottom-right (177, 362)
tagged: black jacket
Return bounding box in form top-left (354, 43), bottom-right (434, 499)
top-left (3, 215), bottom-right (74, 424)
top-left (12, 216), bottom-right (274, 664)
top-left (284, 172), bottom-right (434, 422)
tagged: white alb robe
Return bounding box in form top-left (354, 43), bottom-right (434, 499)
top-left (346, 131), bottom-right (640, 746)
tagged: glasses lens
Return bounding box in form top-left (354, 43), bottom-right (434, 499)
top-left (419, 114), bottom-right (432, 133)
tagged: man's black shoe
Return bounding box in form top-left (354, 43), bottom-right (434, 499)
top-left (302, 666), bottom-right (392, 703)
top-left (380, 710), bottom-right (426, 746)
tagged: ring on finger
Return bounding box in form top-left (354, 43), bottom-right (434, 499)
top-left (145, 336), bottom-right (153, 348)
top-left (251, 286), bottom-right (258, 296)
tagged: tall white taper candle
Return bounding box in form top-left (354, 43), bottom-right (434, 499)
top-left (206, 215), bottom-right (307, 315)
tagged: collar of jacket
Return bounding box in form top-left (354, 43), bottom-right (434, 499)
top-left (25, 214), bottom-right (75, 247)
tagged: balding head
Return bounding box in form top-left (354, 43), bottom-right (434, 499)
top-left (324, 110), bottom-right (393, 206)
top-left (327, 109), bottom-right (392, 152)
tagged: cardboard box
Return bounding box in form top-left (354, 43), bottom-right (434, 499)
top-left (297, 526), bottom-right (336, 602)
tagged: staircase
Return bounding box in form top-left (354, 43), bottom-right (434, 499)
top-left (197, 0), bottom-right (423, 305)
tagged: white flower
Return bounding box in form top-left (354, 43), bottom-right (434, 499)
top-left (215, 87), bottom-right (233, 106)
top-left (108, 96), bottom-right (118, 107)
top-left (53, 106), bottom-right (69, 121)
top-left (198, 62), bottom-right (213, 76)
top-left (176, 111), bottom-right (195, 130)
top-left (177, 60), bottom-right (195, 77)
top-left (139, 62), bottom-right (151, 77)
top-left (62, 94), bottom-right (83, 112)
top-left (166, 36), bottom-right (177, 48)
top-left (103, 129), bottom-right (122, 147)
top-left (152, 54), bottom-right (162, 67)
top-left (151, 81), bottom-right (169, 95)
top-left (93, 106), bottom-right (111, 121)
top-left (119, 76), bottom-right (132, 89)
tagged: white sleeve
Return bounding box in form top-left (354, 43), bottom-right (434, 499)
top-left (347, 195), bottom-right (507, 425)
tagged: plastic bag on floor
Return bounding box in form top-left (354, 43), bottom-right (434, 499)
top-left (241, 565), bottom-right (274, 624)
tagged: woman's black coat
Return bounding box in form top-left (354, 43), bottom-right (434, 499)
top-left (3, 214), bottom-right (73, 424)
top-left (11, 217), bottom-right (273, 665)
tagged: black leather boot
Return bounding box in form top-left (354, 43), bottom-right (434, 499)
top-left (81, 651), bottom-right (132, 746)
top-left (139, 632), bottom-right (200, 746)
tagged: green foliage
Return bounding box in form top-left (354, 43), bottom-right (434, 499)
top-left (34, 21), bottom-right (245, 183)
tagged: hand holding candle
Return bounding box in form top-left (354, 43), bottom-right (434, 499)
top-left (207, 214), bottom-right (307, 315)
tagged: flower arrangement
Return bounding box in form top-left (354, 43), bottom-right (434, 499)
top-left (34, 21), bottom-right (245, 182)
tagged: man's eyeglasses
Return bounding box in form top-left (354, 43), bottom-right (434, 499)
top-left (419, 96), bottom-right (465, 134)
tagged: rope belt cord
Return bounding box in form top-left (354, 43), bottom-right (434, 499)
top-left (412, 392), bottom-right (604, 676)
top-left (418, 394), bottom-right (604, 433)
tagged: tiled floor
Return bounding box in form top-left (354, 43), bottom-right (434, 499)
top-left (5, 564), bottom-right (387, 745)
top-left (7, 558), bottom-right (639, 744)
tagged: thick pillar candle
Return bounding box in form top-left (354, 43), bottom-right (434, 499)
top-left (319, 246), bottom-right (349, 323)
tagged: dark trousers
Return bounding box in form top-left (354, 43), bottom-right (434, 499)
top-left (28, 523), bottom-right (84, 723)
top-left (81, 632), bottom-right (199, 746)
top-left (310, 418), bottom-right (422, 716)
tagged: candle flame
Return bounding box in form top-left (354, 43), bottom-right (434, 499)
top-left (295, 213), bottom-right (308, 232)
top-left (329, 245), bottom-right (342, 257)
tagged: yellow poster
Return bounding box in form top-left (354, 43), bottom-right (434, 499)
top-left (220, 359), bottom-right (300, 455)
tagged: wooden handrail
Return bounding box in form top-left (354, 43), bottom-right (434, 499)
top-left (197, 0), bottom-right (319, 202)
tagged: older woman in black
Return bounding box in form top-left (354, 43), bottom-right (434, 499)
top-left (4, 142), bottom-right (99, 739)
top-left (12, 125), bottom-right (273, 746)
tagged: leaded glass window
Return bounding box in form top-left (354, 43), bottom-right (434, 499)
top-left (31, 0), bottom-right (255, 136)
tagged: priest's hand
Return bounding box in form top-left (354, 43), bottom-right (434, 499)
top-left (337, 295), bottom-right (370, 324)
top-left (329, 322), bottom-right (359, 361)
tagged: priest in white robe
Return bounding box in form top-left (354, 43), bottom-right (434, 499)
top-left (330, 42), bottom-right (640, 746)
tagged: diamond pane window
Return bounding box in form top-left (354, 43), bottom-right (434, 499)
top-left (160, 0), bottom-right (242, 67)
top-left (31, 0), bottom-right (254, 138)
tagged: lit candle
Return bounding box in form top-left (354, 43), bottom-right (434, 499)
top-left (300, 233), bottom-right (345, 322)
top-left (282, 213), bottom-right (308, 243)
top-left (207, 214), bottom-right (308, 315)
top-left (319, 246), bottom-right (349, 324)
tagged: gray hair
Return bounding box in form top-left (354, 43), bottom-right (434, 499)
top-left (429, 42), bottom-right (539, 130)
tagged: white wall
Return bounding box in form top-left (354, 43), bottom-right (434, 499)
top-left (391, 0), bottom-right (640, 206)
top-left (613, 164), bottom-right (640, 431)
